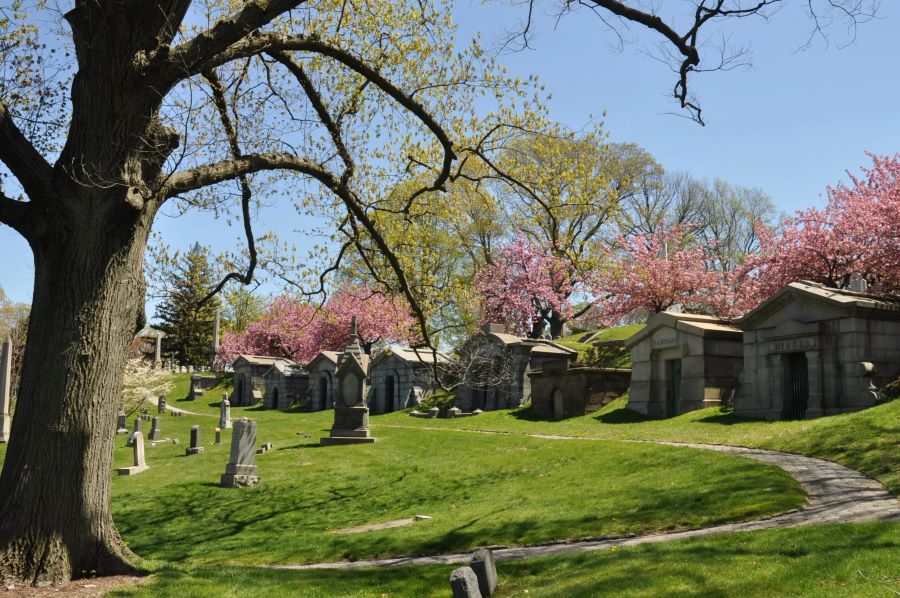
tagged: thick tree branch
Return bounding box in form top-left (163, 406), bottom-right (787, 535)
top-left (161, 152), bottom-right (334, 198)
top-left (149, 0), bottom-right (309, 82)
top-left (0, 193), bottom-right (40, 239)
top-left (0, 103), bottom-right (54, 200)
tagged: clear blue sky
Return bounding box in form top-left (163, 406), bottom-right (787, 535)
top-left (1, 1), bottom-right (898, 305)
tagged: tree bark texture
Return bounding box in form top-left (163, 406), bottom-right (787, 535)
top-left (0, 197), bottom-right (154, 585)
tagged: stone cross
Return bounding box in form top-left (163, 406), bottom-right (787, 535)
top-left (220, 418), bottom-right (259, 487)
top-left (186, 425), bottom-right (204, 455)
top-left (0, 335), bottom-right (13, 442)
top-left (219, 392), bottom-right (232, 429)
top-left (148, 416), bottom-right (162, 441)
top-left (127, 417), bottom-right (143, 447)
top-left (116, 410), bottom-right (128, 435)
top-left (118, 431), bottom-right (148, 476)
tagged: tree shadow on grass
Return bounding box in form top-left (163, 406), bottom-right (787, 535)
top-left (593, 408), bottom-right (648, 424)
top-left (693, 412), bottom-right (754, 426)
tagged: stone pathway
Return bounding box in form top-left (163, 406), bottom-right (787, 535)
top-left (271, 432), bottom-right (900, 571)
top-left (149, 395), bottom-right (214, 417)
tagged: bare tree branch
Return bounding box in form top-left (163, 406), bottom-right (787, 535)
top-left (195, 69), bottom-right (258, 305)
top-left (0, 103), bottom-right (54, 200)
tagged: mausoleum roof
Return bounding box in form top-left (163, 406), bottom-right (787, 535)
top-left (232, 354), bottom-right (294, 368)
top-left (370, 346), bottom-right (451, 369)
top-left (737, 280), bottom-right (900, 329)
top-left (625, 311), bottom-right (741, 348)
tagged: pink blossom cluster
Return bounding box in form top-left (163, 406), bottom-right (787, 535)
top-left (216, 284), bottom-right (418, 366)
top-left (744, 153), bottom-right (900, 299)
top-left (474, 236), bottom-right (575, 336)
top-left (592, 226), bottom-right (723, 324)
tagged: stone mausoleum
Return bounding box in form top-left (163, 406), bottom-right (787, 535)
top-left (262, 360), bottom-right (309, 410)
top-left (529, 358), bottom-right (631, 419)
top-left (626, 311), bottom-right (743, 417)
top-left (368, 346), bottom-right (450, 414)
top-left (735, 281), bottom-right (900, 420)
top-left (306, 351), bottom-right (339, 411)
top-left (455, 324), bottom-right (577, 411)
top-left (230, 355), bottom-right (293, 406)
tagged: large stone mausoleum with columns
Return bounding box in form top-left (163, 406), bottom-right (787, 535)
top-left (734, 281), bottom-right (900, 420)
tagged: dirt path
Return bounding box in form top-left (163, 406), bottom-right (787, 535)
top-left (270, 429), bottom-right (900, 570)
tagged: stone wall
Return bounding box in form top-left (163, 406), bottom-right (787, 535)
top-left (529, 362), bottom-right (631, 419)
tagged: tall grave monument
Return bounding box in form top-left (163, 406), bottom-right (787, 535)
top-left (321, 317), bottom-right (376, 445)
top-left (0, 336), bottom-right (12, 442)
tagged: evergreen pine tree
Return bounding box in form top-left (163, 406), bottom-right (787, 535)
top-left (154, 244), bottom-right (221, 366)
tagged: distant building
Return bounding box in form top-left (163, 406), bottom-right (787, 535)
top-left (262, 361), bottom-right (309, 410)
top-left (306, 351), bottom-right (340, 411)
top-left (230, 355), bottom-right (293, 406)
top-left (368, 346), bottom-right (451, 414)
top-left (736, 281), bottom-right (900, 420)
top-left (455, 324), bottom-right (578, 411)
top-left (131, 325), bottom-right (165, 366)
top-left (625, 311), bottom-right (743, 417)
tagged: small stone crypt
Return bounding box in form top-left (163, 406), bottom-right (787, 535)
top-left (455, 324), bottom-right (578, 411)
top-left (529, 358), bottom-right (631, 419)
top-left (735, 281), bottom-right (900, 420)
top-left (368, 346), bottom-right (450, 414)
top-left (262, 360), bottom-right (309, 410)
top-left (230, 355), bottom-right (293, 406)
top-left (306, 351), bottom-right (339, 411)
top-left (626, 311), bottom-right (743, 417)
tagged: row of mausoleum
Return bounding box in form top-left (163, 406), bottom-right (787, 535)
top-left (230, 345), bottom-right (452, 414)
top-left (625, 281), bottom-right (900, 420)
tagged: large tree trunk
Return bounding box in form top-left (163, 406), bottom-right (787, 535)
top-left (0, 200), bottom-right (154, 586)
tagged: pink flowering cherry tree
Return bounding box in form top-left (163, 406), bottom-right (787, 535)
top-left (474, 236), bottom-right (577, 338)
top-left (217, 284), bottom-right (418, 365)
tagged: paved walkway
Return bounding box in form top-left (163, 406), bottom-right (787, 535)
top-left (271, 432), bottom-right (900, 571)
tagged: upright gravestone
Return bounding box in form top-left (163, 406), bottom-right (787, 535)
top-left (321, 317), bottom-right (376, 446)
top-left (127, 417), bottom-right (143, 447)
top-left (449, 567), bottom-right (482, 598)
top-left (219, 392), bottom-right (232, 429)
top-left (188, 373), bottom-right (204, 401)
top-left (158, 396), bottom-right (167, 413)
top-left (116, 410), bottom-right (129, 434)
top-left (0, 335), bottom-right (12, 443)
top-left (220, 418), bottom-right (259, 487)
top-left (148, 416), bottom-right (162, 441)
top-left (470, 548), bottom-right (498, 596)
top-left (186, 425), bottom-right (204, 455)
top-left (215, 427), bottom-right (221, 444)
top-left (118, 431), bottom-right (148, 476)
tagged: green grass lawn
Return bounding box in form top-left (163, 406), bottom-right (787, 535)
top-left (112, 400), bottom-right (803, 566)
top-left (109, 522), bottom-right (900, 597)
top-left (4, 371), bottom-right (896, 596)
top-left (385, 396), bottom-right (900, 495)
top-left (555, 324), bottom-right (644, 367)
